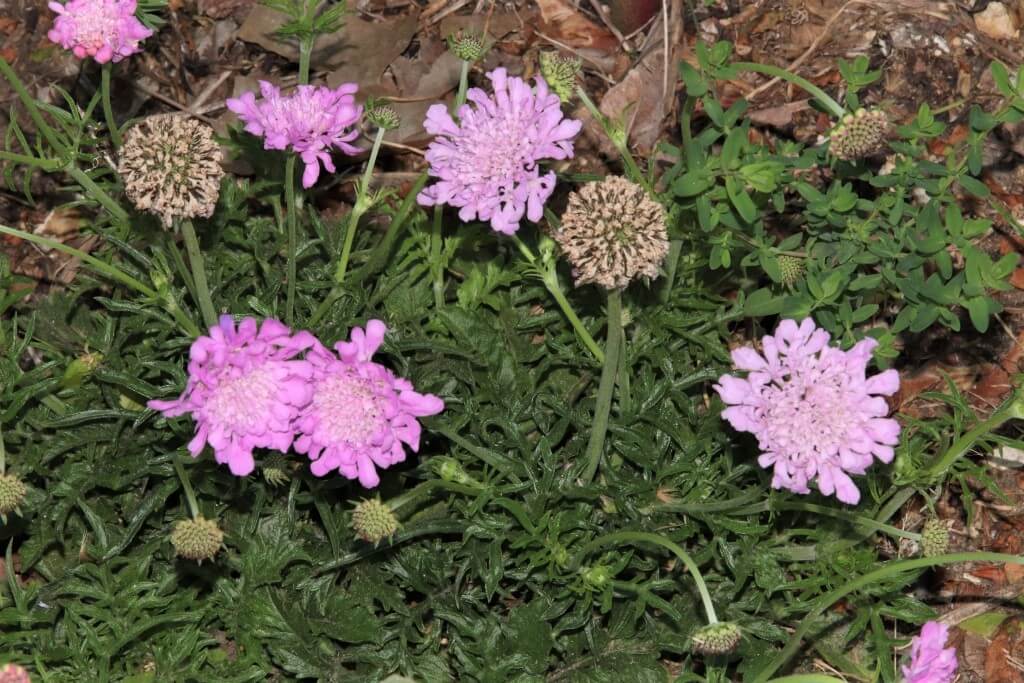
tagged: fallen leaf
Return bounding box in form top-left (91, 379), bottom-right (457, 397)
top-left (438, 12), bottom-right (521, 43)
top-left (536, 0), bottom-right (619, 52)
top-left (985, 617), bottom-right (1024, 683)
top-left (605, 0), bottom-right (660, 34)
top-left (595, 45), bottom-right (673, 154)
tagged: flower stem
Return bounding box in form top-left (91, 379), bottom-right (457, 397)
top-left (66, 167), bottom-right (128, 223)
top-left (334, 126), bottom-right (386, 286)
top-left (0, 150), bottom-right (62, 170)
top-left (580, 289), bottom-right (622, 484)
top-left (430, 205), bottom-right (445, 309)
top-left (172, 455), bottom-right (201, 519)
top-left (926, 389), bottom-right (1023, 477)
top-left (776, 501), bottom-right (921, 541)
top-left (178, 219), bottom-right (218, 329)
top-left (767, 676), bottom-right (847, 683)
top-left (752, 551), bottom-right (1024, 681)
top-left (455, 60), bottom-right (470, 110)
top-left (731, 62), bottom-right (846, 119)
top-left (298, 36), bottom-right (313, 85)
top-left (0, 423), bottom-right (6, 475)
top-left (284, 156), bottom-right (299, 326)
top-left (575, 85), bottom-right (652, 195)
top-left (101, 63), bottom-right (121, 148)
top-left (571, 531), bottom-right (718, 625)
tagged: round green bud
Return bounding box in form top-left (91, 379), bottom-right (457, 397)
top-left (351, 498), bottom-right (399, 545)
top-left (777, 255), bottom-right (805, 286)
top-left (539, 52), bottom-right (582, 103)
top-left (447, 31), bottom-right (486, 62)
top-left (921, 518), bottom-right (950, 558)
top-left (0, 474), bottom-right (27, 520)
top-left (366, 105), bottom-right (400, 131)
top-left (581, 565), bottom-right (612, 590)
top-left (829, 108), bottom-right (889, 161)
top-left (691, 622), bottom-right (742, 656)
top-left (170, 516), bottom-right (224, 563)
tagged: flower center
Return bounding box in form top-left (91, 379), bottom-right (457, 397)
top-left (760, 360), bottom-right (851, 463)
top-left (312, 368), bottom-right (387, 445)
top-left (205, 364), bottom-right (279, 433)
top-left (73, 2), bottom-right (121, 48)
top-left (458, 108), bottom-right (533, 189)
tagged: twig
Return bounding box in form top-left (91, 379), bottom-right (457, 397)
top-left (189, 71), bottom-right (232, 114)
top-left (585, 0), bottom-right (630, 48)
top-left (380, 140), bottom-right (425, 157)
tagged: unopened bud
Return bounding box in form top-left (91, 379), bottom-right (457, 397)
top-left (447, 31), bottom-right (486, 62)
top-left (692, 622), bottom-right (742, 656)
top-left (351, 498), bottom-right (399, 545)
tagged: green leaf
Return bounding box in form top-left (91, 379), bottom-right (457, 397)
top-left (959, 175), bottom-right (990, 198)
top-left (726, 176), bottom-right (758, 223)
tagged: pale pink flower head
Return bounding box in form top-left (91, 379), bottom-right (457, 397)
top-left (902, 621), bottom-right (957, 683)
top-left (0, 663), bottom-right (31, 683)
top-left (417, 67), bottom-right (582, 235)
top-left (47, 0), bottom-right (152, 64)
top-left (294, 320), bottom-right (444, 488)
top-left (226, 81), bottom-right (362, 188)
top-left (148, 316), bottom-right (316, 477)
top-left (714, 318), bottom-right (901, 504)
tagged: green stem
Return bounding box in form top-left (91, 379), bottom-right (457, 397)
top-left (767, 676), bottom-right (846, 683)
top-left (172, 456), bottom-right (201, 519)
top-left (67, 167), bottom-right (128, 223)
top-left (0, 150), bottom-right (61, 170)
top-left (313, 521), bottom-right (467, 576)
top-left (926, 390), bottom-right (1023, 476)
top-left (284, 156), bottom-right (298, 326)
top-left (512, 235), bottom-right (604, 363)
top-left (455, 60), bottom-right (470, 110)
top-left (777, 501), bottom-right (921, 541)
top-left (732, 62), bottom-right (845, 119)
top-left (0, 423), bottom-right (5, 475)
top-left (334, 127), bottom-right (386, 286)
top-left (298, 36), bottom-right (313, 85)
top-left (680, 95), bottom-right (696, 149)
top-left (580, 290), bottom-right (622, 484)
top-left (753, 551), bottom-right (1024, 682)
top-left (101, 63), bottom-right (121, 148)
top-left (431, 205), bottom-right (445, 309)
top-left (0, 55), bottom-right (63, 152)
top-left (572, 531), bottom-right (718, 625)
top-left (575, 85), bottom-right (653, 195)
top-left (178, 219), bottom-right (218, 328)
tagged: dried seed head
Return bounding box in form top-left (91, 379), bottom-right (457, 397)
top-left (118, 115), bottom-right (224, 227)
top-left (539, 52), bottom-right (582, 103)
top-left (351, 498), bottom-right (399, 545)
top-left (555, 176), bottom-right (669, 290)
top-left (829, 108), bottom-right (889, 161)
top-left (921, 518), bottom-right (950, 558)
top-left (0, 474), bottom-right (27, 520)
top-left (691, 622), bottom-right (742, 656)
top-left (447, 30), bottom-right (485, 62)
top-left (170, 516), bottom-right (224, 562)
top-left (777, 255), bottom-right (805, 285)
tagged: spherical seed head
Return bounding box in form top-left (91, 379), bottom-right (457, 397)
top-left (921, 518), bottom-right (950, 557)
top-left (0, 663), bottom-right (31, 683)
top-left (447, 31), bottom-right (485, 62)
top-left (539, 52), bottom-right (582, 103)
top-left (118, 115), bottom-right (224, 228)
top-left (351, 498), bottom-right (398, 544)
top-left (830, 108), bottom-right (889, 161)
top-left (691, 622), bottom-right (742, 655)
top-left (555, 176), bottom-right (670, 290)
top-left (366, 104), bottom-right (400, 131)
top-left (0, 474), bottom-right (27, 518)
top-left (778, 255), bottom-right (805, 285)
top-left (170, 516), bottom-right (224, 562)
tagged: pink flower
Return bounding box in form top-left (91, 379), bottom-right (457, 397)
top-left (294, 320), bottom-right (444, 488)
top-left (0, 663), bottom-right (31, 683)
top-left (902, 621), bottom-right (957, 683)
top-left (417, 67), bottom-right (582, 235)
top-left (148, 316), bottom-right (315, 477)
top-left (226, 81), bottom-right (362, 188)
top-left (714, 319), bottom-right (901, 504)
top-left (47, 0), bottom-right (152, 64)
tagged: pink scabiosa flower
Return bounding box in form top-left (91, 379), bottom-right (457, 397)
top-left (148, 316), bottom-right (315, 477)
top-left (226, 81), bottom-right (362, 188)
top-left (714, 318), bottom-right (901, 505)
top-left (294, 320), bottom-right (444, 488)
top-left (0, 663), bottom-right (31, 683)
top-left (902, 621), bottom-right (957, 683)
top-left (417, 67), bottom-right (582, 235)
top-left (47, 0), bottom-right (152, 64)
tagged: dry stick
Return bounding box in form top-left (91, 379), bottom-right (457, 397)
top-left (585, 0), bottom-right (630, 48)
top-left (744, 0), bottom-right (868, 103)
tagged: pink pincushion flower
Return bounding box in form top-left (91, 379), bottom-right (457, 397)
top-left (902, 621), bottom-right (957, 683)
top-left (226, 81), bottom-right (362, 188)
top-left (294, 320), bottom-right (444, 488)
top-left (47, 0), bottom-right (152, 64)
top-left (148, 316), bottom-right (315, 477)
top-left (417, 67), bottom-right (582, 235)
top-left (714, 318), bottom-right (901, 505)
top-left (0, 663), bottom-right (31, 683)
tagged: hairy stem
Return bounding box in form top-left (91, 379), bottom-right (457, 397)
top-left (284, 156), bottom-right (299, 326)
top-left (580, 289), bottom-right (622, 484)
top-left (431, 205), bottom-right (445, 309)
top-left (172, 456), bottom-right (201, 519)
top-left (926, 390), bottom-right (1023, 477)
top-left (101, 63), bottom-right (121, 148)
top-left (334, 126), bottom-right (386, 286)
top-left (575, 85), bottom-right (652, 195)
top-left (67, 167), bottom-right (128, 223)
top-left (178, 219), bottom-right (218, 328)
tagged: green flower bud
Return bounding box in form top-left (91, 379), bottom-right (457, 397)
top-left (447, 31), bottom-right (486, 62)
top-left (829, 108), bottom-right (889, 161)
top-left (170, 516), bottom-right (224, 563)
top-left (366, 103), bottom-right (400, 131)
top-left (691, 622), bottom-right (742, 655)
top-left (777, 255), bottom-right (805, 286)
top-left (0, 474), bottom-right (27, 522)
top-left (60, 352), bottom-right (102, 389)
top-left (539, 52), bottom-right (582, 103)
top-left (351, 498), bottom-right (399, 545)
top-left (921, 518), bottom-right (950, 557)
top-left (581, 565), bottom-right (612, 590)
top-left (261, 454), bottom-right (291, 487)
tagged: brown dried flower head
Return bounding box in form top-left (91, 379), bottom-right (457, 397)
top-left (555, 176), bottom-right (669, 290)
top-left (118, 115), bottom-right (224, 227)
top-left (829, 108), bottom-right (889, 161)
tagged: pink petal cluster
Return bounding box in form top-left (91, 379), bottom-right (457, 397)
top-left (902, 621), bottom-right (957, 683)
top-left (47, 0), bottom-right (152, 64)
top-left (0, 663), bottom-right (31, 683)
top-left (226, 82), bottom-right (362, 188)
top-left (149, 317), bottom-right (443, 487)
top-left (714, 319), bottom-right (901, 505)
top-left (417, 67), bottom-right (582, 235)
top-left (294, 320), bottom-right (445, 488)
